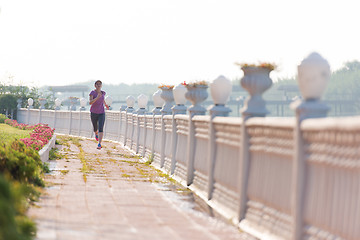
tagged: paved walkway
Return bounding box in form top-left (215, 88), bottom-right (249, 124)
top-left (29, 135), bottom-right (252, 240)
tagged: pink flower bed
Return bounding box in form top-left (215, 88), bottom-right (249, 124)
top-left (5, 119), bottom-right (34, 130)
top-left (5, 119), bottom-right (55, 151)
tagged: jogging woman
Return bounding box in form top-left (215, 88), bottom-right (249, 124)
top-left (89, 80), bottom-right (109, 149)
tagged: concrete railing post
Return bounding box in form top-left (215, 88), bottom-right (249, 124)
top-left (38, 98), bottom-right (44, 124)
top-left (128, 113), bottom-right (135, 148)
top-left (151, 90), bottom-right (164, 158)
top-left (185, 82), bottom-right (208, 185)
top-left (104, 110), bottom-right (108, 139)
top-left (78, 109), bottom-right (82, 136)
top-left (290, 52), bottom-right (330, 240)
top-left (39, 109), bottom-right (42, 124)
top-left (68, 110), bottom-right (72, 135)
top-left (123, 113), bottom-right (129, 146)
top-left (142, 115), bottom-right (148, 157)
top-left (237, 64), bottom-right (274, 222)
top-left (207, 76), bottom-right (232, 200)
top-left (53, 109), bottom-right (57, 130)
top-left (124, 96), bottom-right (135, 147)
top-left (27, 108), bottom-right (30, 124)
top-left (160, 115), bottom-right (168, 167)
top-left (135, 114), bottom-right (141, 154)
top-left (150, 115), bottom-right (156, 158)
top-left (170, 83), bottom-right (187, 174)
top-left (136, 94), bottom-right (149, 154)
top-left (118, 106), bottom-right (126, 143)
top-left (160, 88), bottom-right (174, 168)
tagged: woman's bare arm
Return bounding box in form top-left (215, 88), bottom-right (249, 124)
top-left (89, 93), bottom-right (101, 105)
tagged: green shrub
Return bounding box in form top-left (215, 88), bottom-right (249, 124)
top-left (0, 140), bottom-right (47, 187)
top-left (0, 174), bottom-right (36, 240)
top-left (0, 114), bottom-right (7, 123)
top-left (0, 94), bottom-right (17, 110)
top-left (49, 148), bottom-right (62, 160)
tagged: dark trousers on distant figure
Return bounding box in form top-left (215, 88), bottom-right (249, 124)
top-left (91, 112), bottom-right (105, 133)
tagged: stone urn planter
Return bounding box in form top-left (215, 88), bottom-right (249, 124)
top-left (17, 99), bottom-right (22, 109)
top-left (185, 82), bottom-right (208, 116)
top-left (160, 86), bottom-right (174, 115)
top-left (69, 97), bottom-right (78, 111)
top-left (240, 65), bottom-right (273, 117)
top-left (39, 98), bottom-right (47, 109)
top-left (54, 98), bottom-right (62, 110)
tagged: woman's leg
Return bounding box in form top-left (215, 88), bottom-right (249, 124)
top-left (98, 113), bottom-right (105, 145)
top-left (90, 113), bottom-right (99, 134)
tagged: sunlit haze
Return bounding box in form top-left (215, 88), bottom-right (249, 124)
top-left (0, 0), bottom-right (359, 87)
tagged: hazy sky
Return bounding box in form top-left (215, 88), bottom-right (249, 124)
top-left (0, 0), bottom-right (359, 87)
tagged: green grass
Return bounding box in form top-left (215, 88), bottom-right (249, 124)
top-left (49, 148), bottom-right (63, 160)
top-left (0, 123), bottom-right (31, 144)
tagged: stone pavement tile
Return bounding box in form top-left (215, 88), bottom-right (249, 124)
top-left (28, 137), bottom-right (253, 240)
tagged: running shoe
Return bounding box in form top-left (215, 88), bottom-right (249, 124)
top-left (97, 143), bottom-right (102, 150)
top-left (95, 134), bottom-right (99, 141)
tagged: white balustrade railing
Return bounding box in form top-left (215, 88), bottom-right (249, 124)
top-left (137, 114), bottom-right (146, 155)
top-left (152, 115), bottom-right (162, 166)
top-left (144, 115), bottom-right (153, 159)
top-left (240, 118), bottom-right (295, 239)
top-left (211, 116), bottom-right (242, 220)
top-left (191, 115), bottom-right (210, 199)
top-left (104, 111), bottom-right (120, 141)
top-left (15, 52), bottom-right (359, 240)
top-left (173, 115), bottom-right (189, 184)
top-left (301, 117), bottom-right (360, 240)
top-left (162, 115), bottom-right (173, 171)
top-left (17, 108), bottom-right (360, 240)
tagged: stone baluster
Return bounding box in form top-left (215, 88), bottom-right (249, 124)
top-left (290, 52), bottom-right (331, 240)
top-left (136, 94), bottom-right (149, 154)
top-left (53, 98), bottom-right (61, 131)
top-left (27, 98), bottom-right (33, 124)
top-left (160, 87), bottom-right (174, 167)
top-left (185, 82), bottom-right (208, 185)
top-left (124, 96), bottom-right (135, 147)
top-left (238, 63), bottom-right (274, 222)
top-left (151, 90), bottom-right (164, 159)
top-left (170, 83), bottom-right (188, 174)
top-left (103, 96), bottom-right (113, 139)
top-left (39, 98), bottom-right (47, 124)
top-left (207, 75), bottom-right (232, 200)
